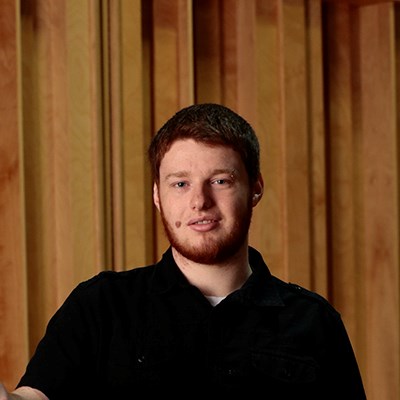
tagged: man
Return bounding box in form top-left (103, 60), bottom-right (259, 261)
top-left (0, 103), bottom-right (366, 398)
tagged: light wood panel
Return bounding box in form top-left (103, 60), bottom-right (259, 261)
top-left (357, 4), bottom-right (399, 399)
top-left (251, 0), bottom-right (322, 293)
top-left (106, 0), bottom-right (154, 270)
top-left (119, 0), bottom-right (154, 268)
top-left (252, 0), bottom-right (285, 280)
top-left (277, 0), bottom-right (312, 286)
top-left (305, 0), bottom-right (328, 297)
top-left (0, 0), bottom-right (29, 389)
top-left (20, 0), bottom-right (106, 355)
top-left (324, 2), bottom-right (400, 398)
top-left (324, 0), bottom-right (359, 343)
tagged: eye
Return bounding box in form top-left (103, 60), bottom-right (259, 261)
top-left (211, 177), bottom-right (233, 187)
top-left (173, 181), bottom-right (188, 188)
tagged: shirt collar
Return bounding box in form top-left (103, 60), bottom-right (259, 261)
top-left (149, 246), bottom-right (284, 307)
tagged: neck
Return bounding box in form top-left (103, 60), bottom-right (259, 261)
top-left (171, 245), bottom-right (252, 297)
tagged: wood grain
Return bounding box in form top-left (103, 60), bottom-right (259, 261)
top-left (0, 1), bottom-right (399, 397)
top-left (0, 0), bottom-right (29, 390)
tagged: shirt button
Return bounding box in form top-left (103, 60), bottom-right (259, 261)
top-left (283, 368), bottom-right (292, 379)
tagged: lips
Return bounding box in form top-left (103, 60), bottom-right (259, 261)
top-left (188, 216), bottom-right (219, 225)
top-left (188, 216), bottom-right (220, 231)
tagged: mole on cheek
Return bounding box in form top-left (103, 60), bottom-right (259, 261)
top-left (175, 221), bottom-right (182, 228)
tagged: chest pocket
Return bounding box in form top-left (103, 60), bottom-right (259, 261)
top-left (252, 349), bottom-right (318, 384)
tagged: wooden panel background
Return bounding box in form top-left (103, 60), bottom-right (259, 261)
top-left (0, 1), bottom-right (399, 398)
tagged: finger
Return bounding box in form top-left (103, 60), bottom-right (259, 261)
top-left (0, 383), bottom-right (9, 400)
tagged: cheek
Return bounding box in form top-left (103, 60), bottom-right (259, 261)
top-left (160, 197), bottom-right (184, 227)
top-left (228, 191), bottom-right (250, 207)
top-left (232, 196), bottom-right (253, 217)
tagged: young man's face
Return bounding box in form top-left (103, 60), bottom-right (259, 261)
top-left (153, 138), bottom-right (263, 264)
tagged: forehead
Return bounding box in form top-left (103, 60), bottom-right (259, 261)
top-left (159, 139), bottom-right (244, 173)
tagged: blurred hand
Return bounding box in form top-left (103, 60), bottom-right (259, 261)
top-left (0, 384), bottom-right (48, 400)
top-left (0, 383), bottom-right (12, 400)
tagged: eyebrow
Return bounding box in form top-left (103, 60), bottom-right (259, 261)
top-left (164, 171), bottom-right (189, 181)
top-left (164, 168), bottom-right (237, 181)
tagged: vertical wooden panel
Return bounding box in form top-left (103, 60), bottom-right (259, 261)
top-left (357, 4), bottom-right (399, 399)
top-left (193, 0), bottom-right (223, 102)
top-left (325, 2), bottom-right (400, 398)
top-left (21, 0), bottom-right (106, 352)
top-left (194, 0), bottom-right (257, 115)
top-left (324, 2), bottom-right (358, 325)
top-left (152, 0), bottom-right (194, 123)
top-left (105, 0), bottom-right (126, 270)
top-left (323, 2), bottom-right (367, 387)
top-left (251, 0), bottom-right (285, 278)
top-left (0, 0), bottom-right (29, 390)
top-left (107, 0), bottom-right (154, 270)
top-left (221, 0), bottom-right (257, 121)
top-left (20, 0), bottom-right (59, 351)
top-left (305, 0), bottom-right (328, 297)
top-left (243, 0), bottom-right (314, 285)
top-left (65, 0), bottom-right (106, 282)
top-left (152, 0), bottom-right (194, 260)
top-left (120, 0), bottom-right (154, 268)
top-left (278, 0), bottom-right (311, 286)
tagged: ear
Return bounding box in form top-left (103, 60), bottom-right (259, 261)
top-left (251, 174), bottom-right (264, 207)
top-left (153, 183), bottom-right (161, 212)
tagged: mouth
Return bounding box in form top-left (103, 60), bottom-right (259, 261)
top-left (189, 216), bottom-right (219, 225)
top-left (188, 217), bottom-right (220, 231)
top-left (192, 219), bottom-right (216, 225)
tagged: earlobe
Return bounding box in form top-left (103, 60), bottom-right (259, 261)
top-left (252, 193), bottom-right (262, 206)
top-left (252, 174), bottom-right (264, 207)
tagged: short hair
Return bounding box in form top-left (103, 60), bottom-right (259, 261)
top-left (148, 103), bottom-right (260, 185)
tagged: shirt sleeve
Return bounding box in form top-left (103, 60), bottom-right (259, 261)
top-left (321, 311), bottom-right (366, 399)
top-left (17, 282), bottom-right (100, 400)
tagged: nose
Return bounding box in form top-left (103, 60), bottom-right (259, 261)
top-left (190, 184), bottom-right (213, 210)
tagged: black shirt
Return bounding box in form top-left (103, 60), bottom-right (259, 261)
top-left (18, 247), bottom-right (366, 399)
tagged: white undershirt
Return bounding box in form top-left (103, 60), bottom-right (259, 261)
top-left (205, 295), bottom-right (226, 306)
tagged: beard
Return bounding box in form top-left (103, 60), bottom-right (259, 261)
top-left (158, 198), bottom-right (253, 264)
